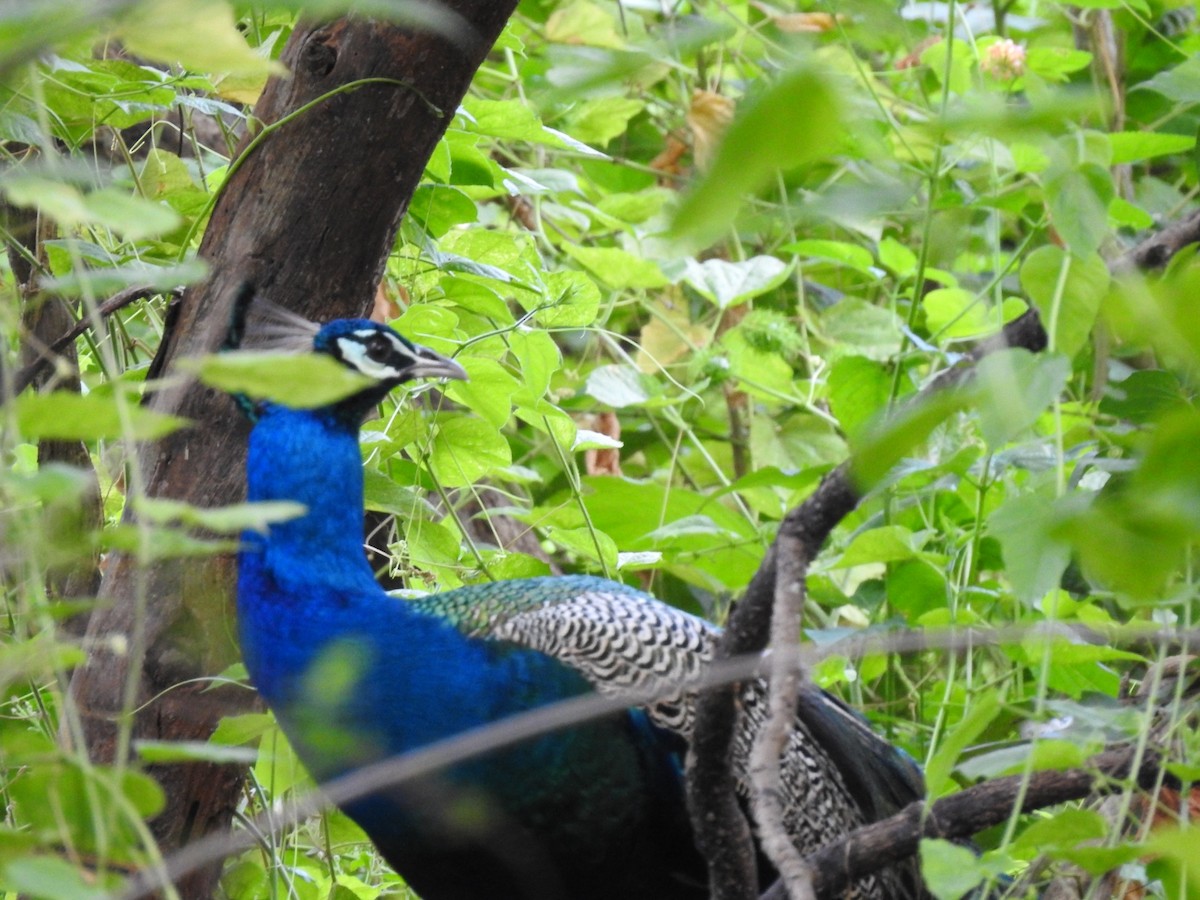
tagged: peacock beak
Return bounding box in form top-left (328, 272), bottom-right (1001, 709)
top-left (409, 344), bottom-right (469, 382)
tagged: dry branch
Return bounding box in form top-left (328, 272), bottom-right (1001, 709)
top-left (760, 744), bottom-right (1176, 900)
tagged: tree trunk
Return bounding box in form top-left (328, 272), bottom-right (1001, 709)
top-left (66, 7), bottom-right (518, 897)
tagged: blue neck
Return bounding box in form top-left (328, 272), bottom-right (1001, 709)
top-left (241, 406), bottom-right (376, 593)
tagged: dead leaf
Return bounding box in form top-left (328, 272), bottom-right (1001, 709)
top-left (687, 90), bottom-right (735, 171)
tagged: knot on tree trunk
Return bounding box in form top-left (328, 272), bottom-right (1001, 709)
top-left (301, 29), bottom-right (339, 78)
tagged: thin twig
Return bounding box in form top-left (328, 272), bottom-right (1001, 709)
top-left (749, 531), bottom-right (815, 900)
top-left (13, 285), bottom-right (182, 394)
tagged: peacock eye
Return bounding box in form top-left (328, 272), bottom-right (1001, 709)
top-left (364, 334), bottom-right (393, 363)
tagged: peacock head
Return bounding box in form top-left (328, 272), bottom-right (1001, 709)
top-left (225, 287), bottom-right (468, 421)
top-left (313, 319), bottom-right (468, 387)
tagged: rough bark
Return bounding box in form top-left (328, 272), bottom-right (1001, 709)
top-left (66, 7), bottom-right (518, 897)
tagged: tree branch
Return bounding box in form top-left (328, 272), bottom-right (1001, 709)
top-left (687, 309), bottom-right (1049, 899)
top-left (1110, 207), bottom-right (1200, 273)
top-left (760, 744), bottom-right (1176, 900)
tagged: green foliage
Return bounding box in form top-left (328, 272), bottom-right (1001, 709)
top-left (3, 0), bottom-right (1200, 897)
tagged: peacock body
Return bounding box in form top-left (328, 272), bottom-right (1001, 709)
top-left (236, 316), bottom-right (925, 900)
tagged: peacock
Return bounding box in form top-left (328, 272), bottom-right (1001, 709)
top-left (234, 302), bottom-right (927, 900)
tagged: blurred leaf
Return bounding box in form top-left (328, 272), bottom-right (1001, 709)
top-left (828, 355), bottom-right (891, 441)
top-left (136, 740), bottom-right (259, 764)
top-left (188, 352), bottom-right (373, 408)
top-left (565, 96), bottom-right (644, 144)
top-left (919, 839), bottom-right (987, 900)
top-left (1099, 370), bottom-right (1191, 424)
top-left (1109, 131), bottom-right (1195, 164)
top-left (852, 389), bottom-right (972, 489)
top-left (585, 365), bottom-right (659, 407)
top-left (989, 488), bottom-right (1071, 605)
top-left (136, 498), bottom-right (306, 533)
top-left (835, 525), bottom-right (922, 567)
top-left (1044, 162), bottom-right (1113, 258)
top-left (672, 66), bottom-right (841, 243)
top-left (15, 390), bottom-right (186, 440)
top-left (974, 350), bottom-right (1070, 448)
top-left (116, 0), bottom-right (285, 78)
top-left (536, 269), bottom-right (602, 327)
top-left (925, 689), bottom-right (1004, 797)
top-left (2, 856), bottom-right (108, 900)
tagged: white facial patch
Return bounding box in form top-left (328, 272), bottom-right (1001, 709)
top-left (336, 331), bottom-right (408, 380)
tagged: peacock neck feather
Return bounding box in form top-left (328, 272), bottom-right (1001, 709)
top-left (242, 404), bottom-right (376, 592)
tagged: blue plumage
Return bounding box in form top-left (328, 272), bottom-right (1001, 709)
top-left (235, 316), bottom-right (924, 899)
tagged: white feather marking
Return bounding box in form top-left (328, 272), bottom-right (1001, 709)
top-left (336, 336), bottom-right (403, 380)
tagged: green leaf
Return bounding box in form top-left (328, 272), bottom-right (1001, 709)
top-left (543, 525), bottom-right (619, 570)
top-left (116, 0), bottom-right (285, 78)
top-left (1109, 131), bottom-right (1196, 164)
top-left (2, 857), bottom-right (108, 900)
top-left (40, 258), bottom-right (208, 297)
top-left (679, 256), bottom-right (790, 309)
top-left (509, 330), bottom-right (561, 406)
top-left (187, 352), bottom-right (374, 408)
top-left (0, 634), bottom-right (86, 693)
top-left (974, 350), bottom-right (1071, 448)
top-left (135, 498), bottom-right (306, 534)
top-left (1099, 370), bottom-right (1191, 424)
top-left (919, 839), bottom-right (987, 900)
top-left (1145, 826), bottom-right (1200, 893)
top-left (852, 389), bottom-right (972, 489)
top-left (819, 298), bottom-right (903, 360)
top-left (210, 713), bottom-right (274, 746)
top-left (923, 289), bottom-right (1025, 342)
top-left (835, 525), bottom-right (922, 567)
top-left (988, 489), bottom-right (1071, 605)
top-left (1045, 162), bottom-right (1114, 257)
top-left (2, 177), bottom-right (180, 239)
top-left (1136, 55), bottom-right (1200, 103)
top-left (536, 269), bottom-right (602, 327)
top-left (445, 357), bottom-right (519, 428)
top-left (136, 740), bottom-right (259, 764)
top-left (921, 38), bottom-right (972, 94)
top-left (672, 65), bottom-right (841, 243)
top-left (562, 244), bottom-right (667, 289)
top-left (877, 237), bottom-right (917, 277)
top-left (429, 417), bottom-right (512, 487)
top-left (463, 97), bottom-right (606, 157)
top-left (566, 96), bottom-right (644, 144)
top-left (546, 0), bottom-right (625, 49)
top-left (783, 238), bottom-right (874, 273)
top-left (15, 390), bottom-right (186, 440)
top-left (1025, 47), bottom-right (1093, 81)
top-left (409, 184), bottom-right (477, 238)
top-left (828, 355), bottom-right (891, 442)
top-left (925, 689), bottom-right (1004, 797)
top-left (1019, 245), bottom-right (1109, 359)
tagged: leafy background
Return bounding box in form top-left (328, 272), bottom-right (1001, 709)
top-left (2, 0), bottom-right (1200, 898)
